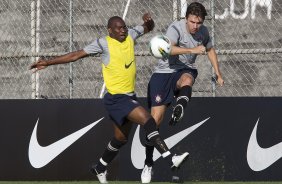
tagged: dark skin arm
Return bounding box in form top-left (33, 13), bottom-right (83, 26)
top-left (29, 50), bottom-right (88, 72)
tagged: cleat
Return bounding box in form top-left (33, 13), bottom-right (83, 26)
top-left (91, 165), bottom-right (108, 184)
top-left (169, 104), bottom-right (184, 126)
top-left (171, 152), bottom-right (189, 168)
top-left (141, 165), bottom-right (153, 183)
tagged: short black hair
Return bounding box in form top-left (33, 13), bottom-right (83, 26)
top-left (185, 2), bottom-right (207, 20)
top-left (107, 16), bottom-right (123, 28)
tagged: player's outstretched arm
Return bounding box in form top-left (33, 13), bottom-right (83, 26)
top-left (207, 47), bottom-right (224, 86)
top-left (142, 13), bottom-right (155, 33)
top-left (29, 50), bottom-right (88, 72)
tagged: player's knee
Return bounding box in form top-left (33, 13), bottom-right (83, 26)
top-left (182, 79), bottom-right (193, 87)
top-left (179, 74), bottom-right (194, 87)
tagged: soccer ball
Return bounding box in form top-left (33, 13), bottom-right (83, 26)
top-left (149, 35), bottom-right (172, 59)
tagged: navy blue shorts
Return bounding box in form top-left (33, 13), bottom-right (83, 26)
top-left (103, 93), bottom-right (140, 125)
top-left (147, 68), bottom-right (198, 108)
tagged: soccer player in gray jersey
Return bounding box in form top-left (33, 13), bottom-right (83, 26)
top-left (141, 2), bottom-right (224, 183)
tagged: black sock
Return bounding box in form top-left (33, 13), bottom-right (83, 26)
top-left (94, 158), bottom-right (107, 174)
top-left (143, 118), bottom-right (170, 157)
top-left (176, 85), bottom-right (192, 108)
top-left (144, 137), bottom-right (154, 166)
top-left (95, 137), bottom-right (126, 173)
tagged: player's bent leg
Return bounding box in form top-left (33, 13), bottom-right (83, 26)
top-left (170, 72), bottom-right (194, 126)
top-left (91, 131), bottom-right (127, 183)
top-left (140, 105), bottom-right (167, 183)
top-left (129, 107), bottom-right (189, 173)
top-left (143, 118), bottom-right (188, 168)
top-left (169, 85), bottom-right (192, 126)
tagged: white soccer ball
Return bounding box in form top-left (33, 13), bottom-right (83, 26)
top-left (149, 35), bottom-right (172, 59)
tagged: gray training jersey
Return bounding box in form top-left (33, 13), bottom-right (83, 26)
top-left (154, 19), bottom-right (213, 73)
top-left (83, 25), bottom-right (144, 66)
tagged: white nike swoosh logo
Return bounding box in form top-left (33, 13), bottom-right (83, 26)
top-left (28, 117), bottom-right (104, 168)
top-left (247, 118), bottom-right (282, 171)
top-left (131, 117), bottom-right (210, 169)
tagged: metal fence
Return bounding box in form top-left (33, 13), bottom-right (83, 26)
top-left (0, 0), bottom-right (281, 99)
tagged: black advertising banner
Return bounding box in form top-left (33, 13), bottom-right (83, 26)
top-left (0, 98), bottom-right (281, 181)
top-left (120, 97), bottom-right (282, 181)
top-left (0, 99), bottom-right (115, 181)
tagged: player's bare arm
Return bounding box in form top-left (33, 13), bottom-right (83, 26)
top-left (170, 44), bottom-right (206, 55)
top-left (207, 47), bottom-right (224, 86)
top-left (29, 50), bottom-right (88, 72)
top-left (142, 13), bottom-right (155, 33)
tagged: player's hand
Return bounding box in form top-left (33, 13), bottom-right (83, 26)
top-left (142, 13), bottom-right (154, 32)
top-left (213, 74), bottom-right (224, 87)
top-left (217, 75), bottom-right (224, 86)
top-left (29, 59), bottom-right (48, 72)
top-left (142, 12), bottom-right (152, 22)
top-left (192, 45), bottom-right (206, 54)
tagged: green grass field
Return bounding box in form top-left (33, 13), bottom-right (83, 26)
top-left (1, 182), bottom-right (282, 184)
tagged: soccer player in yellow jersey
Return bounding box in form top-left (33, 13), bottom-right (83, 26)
top-left (30, 13), bottom-right (188, 184)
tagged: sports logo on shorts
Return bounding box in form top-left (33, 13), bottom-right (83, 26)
top-left (155, 95), bottom-right (162, 103)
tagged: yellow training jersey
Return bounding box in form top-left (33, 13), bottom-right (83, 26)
top-left (102, 35), bottom-right (136, 94)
